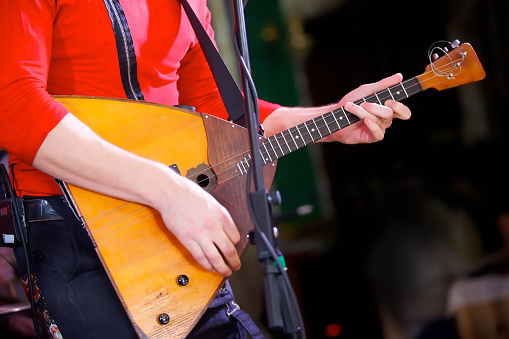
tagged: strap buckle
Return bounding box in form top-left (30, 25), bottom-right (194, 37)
top-left (226, 301), bottom-right (240, 318)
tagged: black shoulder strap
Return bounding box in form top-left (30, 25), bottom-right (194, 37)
top-left (103, 0), bottom-right (246, 124)
top-left (103, 0), bottom-right (145, 101)
top-left (178, 0), bottom-right (246, 126)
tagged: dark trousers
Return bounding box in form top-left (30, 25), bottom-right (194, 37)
top-left (14, 196), bottom-right (260, 338)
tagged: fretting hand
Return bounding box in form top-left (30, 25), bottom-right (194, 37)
top-left (323, 73), bottom-right (412, 144)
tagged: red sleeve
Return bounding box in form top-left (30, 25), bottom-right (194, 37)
top-left (0, 0), bottom-right (69, 165)
top-left (176, 3), bottom-right (280, 122)
top-left (258, 99), bottom-right (281, 122)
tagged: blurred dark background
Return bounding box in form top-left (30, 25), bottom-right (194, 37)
top-left (219, 0), bottom-right (509, 338)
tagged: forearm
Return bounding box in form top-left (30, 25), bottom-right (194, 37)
top-left (32, 114), bottom-right (178, 210)
top-left (262, 74), bottom-right (411, 144)
top-left (33, 113), bottom-right (241, 276)
top-left (262, 104), bottom-right (339, 138)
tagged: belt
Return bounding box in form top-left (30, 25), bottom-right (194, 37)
top-left (23, 199), bottom-right (64, 222)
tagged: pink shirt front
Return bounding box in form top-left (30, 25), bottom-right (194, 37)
top-left (0, 0), bottom-right (279, 196)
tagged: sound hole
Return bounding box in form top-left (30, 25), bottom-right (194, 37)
top-left (186, 163), bottom-right (217, 193)
top-left (196, 174), bottom-right (210, 188)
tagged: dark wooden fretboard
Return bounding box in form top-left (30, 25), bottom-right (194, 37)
top-left (258, 77), bottom-right (422, 164)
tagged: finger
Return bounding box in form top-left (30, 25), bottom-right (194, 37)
top-left (345, 102), bottom-right (385, 140)
top-left (346, 101), bottom-right (389, 124)
top-left (384, 100), bottom-right (412, 120)
top-left (184, 240), bottom-right (216, 273)
top-left (355, 73), bottom-right (403, 99)
top-left (214, 208), bottom-right (241, 271)
top-left (375, 73), bottom-right (404, 90)
top-left (359, 101), bottom-right (393, 121)
top-left (198, 238), bottom-right (236, 277)
top-left (362, 116), bottom-right (385, 141)
top-left (219, 208), bottom-right (241, 245)
top-left (214, 232), bottom-right (241, 272)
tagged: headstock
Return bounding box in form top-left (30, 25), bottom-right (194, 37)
top-left (417, 40), bottom-right (486, 91)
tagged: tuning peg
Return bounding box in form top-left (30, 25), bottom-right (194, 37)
top-left (268, 190), bottom-right (282, 206)
top-left (451, 39), bottom-right (461, 48)
top-left (432, 53), bottom-right (439, 61)
top-left (443, 47), bottom-right (449, 52)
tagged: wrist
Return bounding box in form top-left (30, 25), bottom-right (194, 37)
top-left (138, 162), bottom-right (183, 211)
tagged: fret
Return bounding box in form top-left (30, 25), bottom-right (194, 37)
top-left (373, 92), bottom-right (382, 104)
top-left (315, 117), bottom-right (329, 138)
top-left (236, 163), bottom-right (244, 175)
top-left (377, 89), bottom-right (391, 104)
top-left (282, 130), bottom-right (298, 152)
top-left (244, 158), bottom-right (251, 173)
top-left (401, 82), bottom-right (409, 97)
top-left (324, 112), bottom-right (340, 134)
top-left (275, 133), bottom-right (291, 155)
top-left (289, 126), bottom-right (306, 149)
top-left (260, 141), bottom-right (273, 163)
top-left (311, 118), bottom-right (324, 139)
top-left (272, 134), bottom-right (285, 156)
top-left (402, 77), bottom-right (423, 97)
top-left (387, 87), bottom-right (395, 100)
top-left (259, 148), bottom-right (268, 165)
top-left (344, 107), bottom-right (352, 124)
top-left (364, 94), bottom-right (379, 104)
top-left (245, 154), bottom-right (252, 168)
top-left (266, 139), bottom-right (278, 160)
top-left (388, 83), bottom-right (407, 101)
top-left (295, 125), bottom-right (306, 145)
top-left (287, 128), bottom-right (299, 149)
top-left (345, 111), bottom-right (360, 124)
top-left (321, 115), bottom-right (332, 135)
top-left (236, 155), bottom-right (252, 175)
top-left (306, 120), bottom-right (322, 141)
top-left (301, 122), bottom-right (315, 144)
top-left (268, 135), bottom-right (284, 158)
top-left (334, 108), bottom-right (352, 129)
top-left (240, 160), bottom-right (247, 174)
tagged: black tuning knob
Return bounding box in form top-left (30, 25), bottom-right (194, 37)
top-left (158, 313), bottom-right (170, 325)
top-left (268, 190), bottom-right (282, 206)
top-left (177, 275), bottom-right (189, 286)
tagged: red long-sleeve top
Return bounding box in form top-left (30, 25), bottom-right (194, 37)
top-left (0, 0), bottom-right (279, 197)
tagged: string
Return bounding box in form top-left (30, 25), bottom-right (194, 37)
top-left (163, 50), bottom-right (466, 189)
top-left (89, 51), bottom-right (467, 232)
top-left (219, 52), bottom-right (466, 166)
top-left (427, 40), bottom-right (465, 79)
top-left (89, 167), bottom-right (253, 241)
top-left (88, 49), bottom-right (469, 239)
top-left (91, 207), bottom-right (159, 241)
top-left (87, 205), bottom-right (147, 234)
top-left (184, 52), bottom-right (468, 186)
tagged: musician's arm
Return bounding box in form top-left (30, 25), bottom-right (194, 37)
top-left (262, 73), bottom-right (411, 143)
top-left (1, 1), bottom-right (240, 278)
top-left (32, 114), bottom-right (241, 278)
